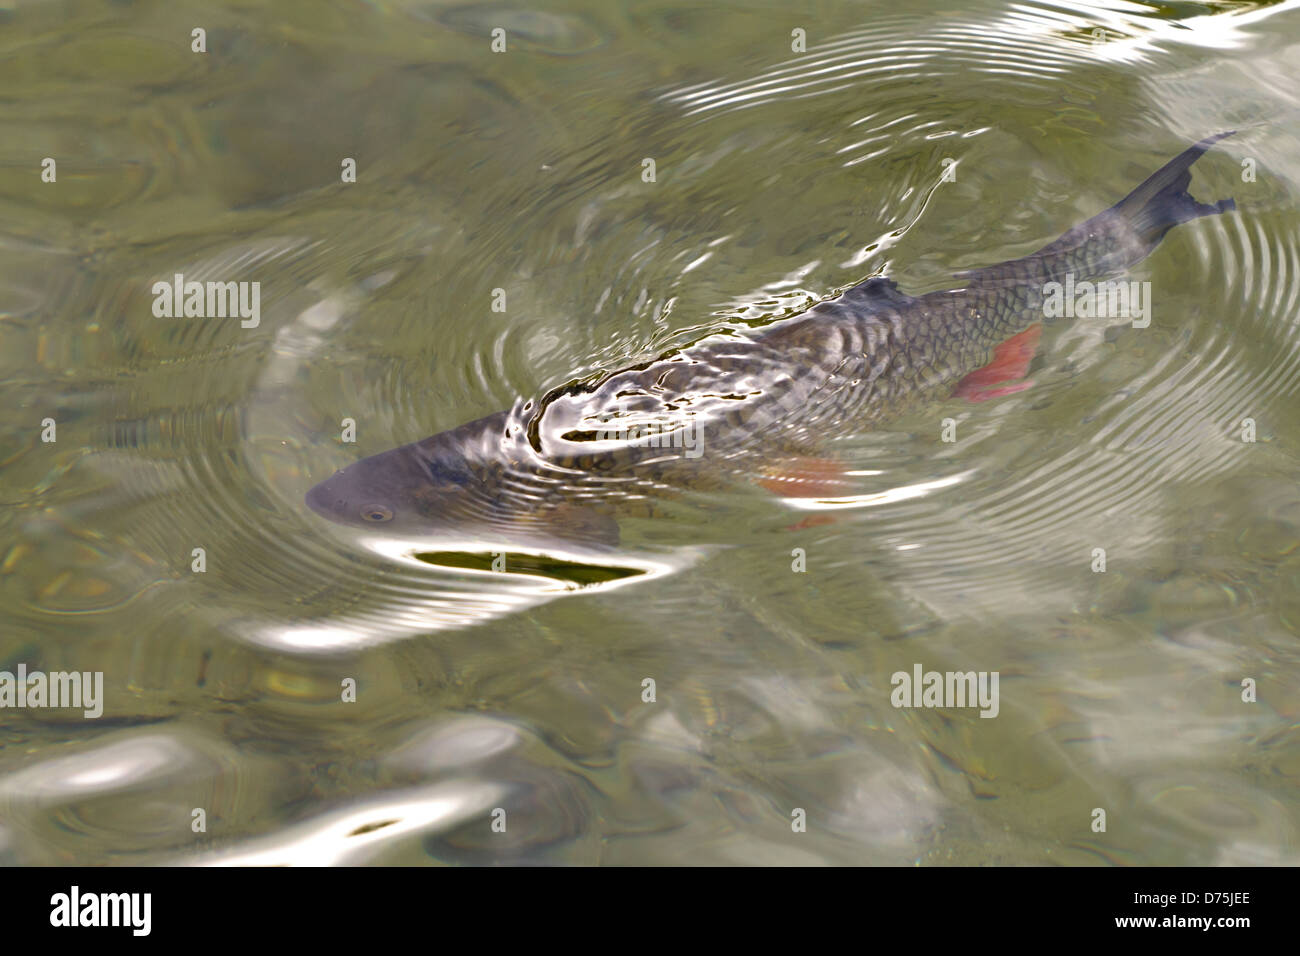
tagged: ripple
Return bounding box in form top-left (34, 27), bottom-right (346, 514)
top-left (661, 2), bottom-right (1300, 120)
top-left (426, 5), bottom-right (609, 55)
top-left (2, 0), bottom-right (1298, 869)
top-left (0, 729), bottom-right (280, 864)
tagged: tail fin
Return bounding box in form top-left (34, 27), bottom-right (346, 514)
top-left (962, 133), bottom-right (1237, 288)
top-left (1112, 130), bottom-right (1237, 243)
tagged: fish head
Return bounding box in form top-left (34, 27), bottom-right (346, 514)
top-left (305, 411), bottom-right (621, 549)
top-left (305, 441), bottom-right (479, 534)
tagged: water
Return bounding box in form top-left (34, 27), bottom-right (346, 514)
top-left (1, 0), bottom-right (1298, 865)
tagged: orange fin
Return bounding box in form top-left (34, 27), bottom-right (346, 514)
top-left (786, 514), bottom-right (838, 530)
top-left (759, 457), bottom-right (850, 532)
top-left (953, 323), bottom-right (1042, 402)
top-left (758, 456), bottom-right (850, 498)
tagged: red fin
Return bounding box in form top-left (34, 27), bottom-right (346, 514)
top-left (786, 514), bottom-right (838, 531)
top-left (758, 456), bottom-right (849, 498)
top-left (759, 457), bottom-right (849, 532)
top-left (953, 323), bottom-right (1042, 402)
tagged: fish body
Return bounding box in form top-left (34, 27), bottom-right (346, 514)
top-left (306, 134), bottom-right (1235, 546)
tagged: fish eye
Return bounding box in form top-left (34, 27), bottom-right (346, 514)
top-left (361, 505), bottom-right (393, 522)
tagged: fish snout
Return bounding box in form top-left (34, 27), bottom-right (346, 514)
top-left (305, 477), bottom-right (346, 518)
top-left (304, 481), bottom-right (335, 520)
top-left (306, 468), bottom-right (402, 528)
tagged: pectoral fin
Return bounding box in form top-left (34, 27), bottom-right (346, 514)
top-left (758, 456), bottom-right (851, 498)
top-left (757, 457), bottom-right (849, 531)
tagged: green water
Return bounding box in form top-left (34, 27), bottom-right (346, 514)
top-left (1, 0), bottom-right (1298, 865)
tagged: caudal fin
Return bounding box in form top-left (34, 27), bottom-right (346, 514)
top-left (965, 133), bottom-right (1238, 288)
top-left (1112, 130), bottom-right (1237, 243)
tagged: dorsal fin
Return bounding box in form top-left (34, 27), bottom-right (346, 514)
top-left (843, 275), bottom-right (914, 307)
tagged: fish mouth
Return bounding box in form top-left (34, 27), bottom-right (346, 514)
top-left (304, 480), bottom-right (338, 518)
top-left (305, 477), bottom-right (368, 525)
top-left (304, 466), bottom-right (621, 551)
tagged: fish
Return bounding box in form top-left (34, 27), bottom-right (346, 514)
top-left (305, 133), bottom-right (1236, 548)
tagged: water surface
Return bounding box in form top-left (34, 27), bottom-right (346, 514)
top-left (1, 0), bottom-right (1298, 865)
